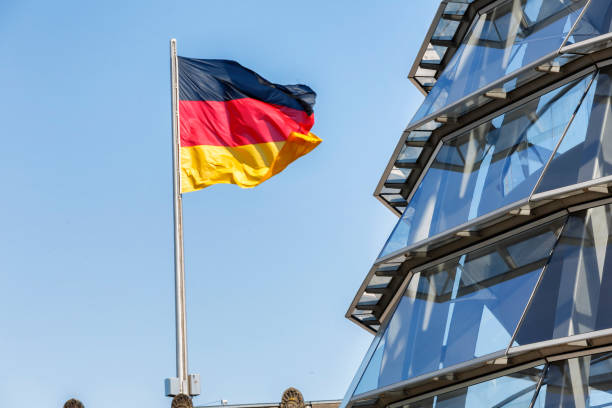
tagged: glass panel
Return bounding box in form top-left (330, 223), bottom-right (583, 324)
top-left (354, 313), bottom-right (377, 323)
top-left (416, 67), bottom-right (437, 77)
top-left (532, 351), bottom-right (612, 407)
top-left (354, 221), bottom-right (562, 394)
top-left (407, 131), bottom-right (432, 143)
top-left (422, 44), bottom-right (448, 64)
top-left (381, 186), bottom-right (401, 194)
top-left (432, 18), bottom-right (460, 41)
top-left (410, 0), bottom-right (587, 126)
top-left (387, 168), bottom-right (412, 184)
top-left (381, 194), bottom-right (404, 203)
top-left (359, 293), bottom-right (382, 305)
top-left (381, 74), bottom-right (592, 257)
top-left (536, 66), bottom-right (612, 193)
top-left (421, 54), bottom-right (582, 126)
top-left (369, 275), bottom-right (392, 287)
top-left (562, 0), bottom-right (612, 47)
top-left (416, 77), bottom-right (437, 88)
top-left (515, 204), bottom-right (612, 346)
top-left (400, 365), bottom-right (545, 408)
top-left (444, 2), bottom-right (469, 16)
top-left (397, 146), bottom-right (423, 164)
top-left (354, 337), bottom-right (386, 396)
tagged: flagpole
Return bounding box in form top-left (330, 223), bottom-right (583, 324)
top-left (170, 38), bottom-right (189, 395)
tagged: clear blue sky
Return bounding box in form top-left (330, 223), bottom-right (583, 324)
top-left (0, 1), bottom-right (437, 407)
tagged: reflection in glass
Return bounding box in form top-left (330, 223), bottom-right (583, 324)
top-left (354, 337), bottom-right (386, 396)
top-left (422, 44), bottom-right (448, 65)
top-left (410, 0), bottom-right (587, 125)
top-left (401, 365), bottom-right (545, 408)
top-left (381, 74), bottom-right (591, 257)
top-left (563, 0), bottom-right (612, 47)
top-left (533, 351), bottom-right (612, 407)
top-left (536, 66), bottom-right (612, 193)
top-left (353, 221), bottom-right (562, 395)
top-left (515, 204), bottom-right (612, 346)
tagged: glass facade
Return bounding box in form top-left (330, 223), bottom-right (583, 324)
top-left (354, 203), bottom-right (612, 398)
top-left (534, 351), bottom-right (612, 407)
top-left (515, 204), bottom-right (612, 346)
top-left (393, 350), bottom-right (612, 407)
top-left (410, 0), bottom-right (588, 125)
top-left (345, 1), bottom-right (612, 407)
top-left (400, 365), bottom-right (545, 408)
top-left (535, 66), bottom-right (612, 193)
top-left (380, 73), bottom-right (593, 257)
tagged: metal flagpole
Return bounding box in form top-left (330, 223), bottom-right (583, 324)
top-left (166, 38), bottom-right (200, 399)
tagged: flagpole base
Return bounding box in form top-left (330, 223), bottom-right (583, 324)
top-left (165, 374), bottom-right (201, 397)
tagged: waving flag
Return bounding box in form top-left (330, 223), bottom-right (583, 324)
top-left (177, 57), bottom-right (321, 193)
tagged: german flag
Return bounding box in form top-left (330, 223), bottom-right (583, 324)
top-left (178, 57), bottom-right (321, 193)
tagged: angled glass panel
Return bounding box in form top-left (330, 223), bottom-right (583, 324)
top-left (536, 66), bottom-right (612, 193)
top-left (353, 220), bottom-right (563, 396)
top-left (532, 351), bottom-right (612, 407)
top-left (381, 74), bottom-right (592, 257)
top-left (387, 167), bottom-right (412, 184)
top-left (432, 18), bottom-right (460, 41)
top-left (514, 204), bottom-right (612, 346)
top-left (399, 365), bottom-right (545, 408)
top-left (422, 44), bottom-right (448, 65)
top-left (407, 131), bottom-right (432, 143)
top-left (354, 336), bottom-right (386, 396)
top-left (444, 2), bottom-right (469, 16)
top-left (562, 0), bottom-right (612, 47)
top-left (397, 146), bottom-right (423, 164)
top-left (410, 0), bottom-right (587, 125)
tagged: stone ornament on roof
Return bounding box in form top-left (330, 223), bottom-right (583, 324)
top-left (280, 387), bottom-right (305, 408)
top-left (63, 399), bottom-right (84, 408)
top-left (172, 394), bottom-right (193, 408)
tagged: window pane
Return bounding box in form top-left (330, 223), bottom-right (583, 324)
top-left (410, 0), bottom-right (587, 125)
top-left (397, 146), bottom-right (423, 164)
top-left (387, 167), bottom-right (412, 184)
top-left (563, 0), bottom-right (612, 47)
top-left (354, 221), bottom-right (562, 394)
top-left (444, 2), bottom-right (469, 16)
top-left (422, 44), bottom-right (448, 65)
top-left (536, 66), bottom-right (612, 193)
top-left (432, 18), bottom-right (460, 41)
top-left (532, 351), bottom-right (612, 407)
top-left (515, 204), bottom-right (612, 346)
top-left (401, 365), bottom-right (545, 408)
top-left (381, 74), bottom-right (591, 257)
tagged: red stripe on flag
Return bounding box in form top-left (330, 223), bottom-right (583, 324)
top-left (179, 98), bottom-right (314, 148)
